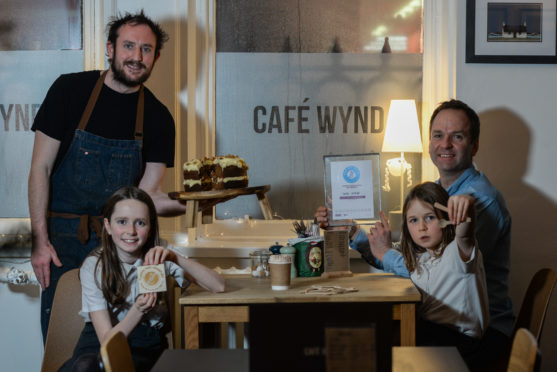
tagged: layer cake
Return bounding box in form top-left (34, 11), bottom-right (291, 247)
top-left (183, 155), bottom-right (249, 191)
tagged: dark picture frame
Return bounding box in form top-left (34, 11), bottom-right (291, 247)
top-left (466, 0), bottom-right (557, 63)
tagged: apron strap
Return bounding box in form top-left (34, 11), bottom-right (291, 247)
top-left (77, 70), bottom-right (145, 142)
top-left (77, 71), bottom-right (107, 131)
top-left (135, 86), bottom-right (144, 141)
top-left (48, 211), bottom-right (103, 245)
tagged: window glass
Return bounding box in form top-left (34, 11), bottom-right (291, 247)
top-left (1, 0), bottom-right (82, 50)
top-left (1, 1), bottom-right (83, 217)
top-left (215, 0), bottom-right (423, 220)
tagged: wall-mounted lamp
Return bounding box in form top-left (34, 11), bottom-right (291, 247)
top-left (381, 99), bottom-right (423, 213)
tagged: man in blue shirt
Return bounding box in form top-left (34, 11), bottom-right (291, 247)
top-left (316, 99), bottom-right (513, 370)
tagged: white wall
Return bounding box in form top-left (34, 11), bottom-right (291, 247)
top-left (454, 2), bottom-right (557, 371)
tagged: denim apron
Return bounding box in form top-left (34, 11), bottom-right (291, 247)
top-left (41, 70), bottom-right (145, 340)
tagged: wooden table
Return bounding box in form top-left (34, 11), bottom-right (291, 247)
top-left (169, 185), bottom-right (272, 228)
top-left (151, 349), bottom-right (249, 372)
top-left (393, 347), bottom-right (470, 372)
top-left (152, 347), bottom-right (468, 372)
top-left (178, 273), bottom-right (420, 350)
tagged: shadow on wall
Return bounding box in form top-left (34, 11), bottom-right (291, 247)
top-left (475, 108), bottom-right (557, 370)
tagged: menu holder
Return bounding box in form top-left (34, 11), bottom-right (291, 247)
top-left (324, 153), bottom-right (381, 227)
top-left (321, 229), bottom-right (352, 279)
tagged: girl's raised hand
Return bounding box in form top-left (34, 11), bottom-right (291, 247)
top-left (144, 246), bottom-right (177, 265)
top-left (447, 195), bottom-right (475, 225)
top-left (366, 211), bottom-right (393, 261)
top-left (447, 195), bottom-right (476, 238)
top-left (314, 206), bottom-right (330, 229)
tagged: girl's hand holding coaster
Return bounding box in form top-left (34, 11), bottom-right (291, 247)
top-left (143, 245), bottom-right (177, 266)
top-left (134, 292), bottom-right (157, 314)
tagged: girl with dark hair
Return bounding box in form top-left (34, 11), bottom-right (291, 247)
top-left (62, 186), bottom-right (225, 372)
top-left (400, 182), bottom-right (489, 363)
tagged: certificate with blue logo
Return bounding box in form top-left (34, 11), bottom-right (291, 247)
top-left (324, 154), bottom-right (381, 225)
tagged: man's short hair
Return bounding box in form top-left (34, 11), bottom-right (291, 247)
top-left (429, 99), bottom-right (480, 143)
top-left (106, 9), bottom-right (169, 57)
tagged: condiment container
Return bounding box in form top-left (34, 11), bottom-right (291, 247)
top-left (279, 245), bottom-right (297, 278)
top-left (310, 220), bottom-right (320, 237)
top-left (269, 242), bottom-right (283, 255)
top-left (249, 249), bottom-right (271, 278)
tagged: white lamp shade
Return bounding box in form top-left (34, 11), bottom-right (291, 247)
top-left (381, 99), bottom-right (423, 153)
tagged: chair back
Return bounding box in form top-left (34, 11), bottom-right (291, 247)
top-left (507, 328), bottom-right (539, 372)
top-left (100, 331), bottom-right (135, 372)
top-left (514, 268), bottom-right (557, 342)
top-left (165, 275), bottom-right (182, 348)
top-left (41, 268), bottom-right (84, 372)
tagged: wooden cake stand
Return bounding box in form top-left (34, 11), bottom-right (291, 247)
top-left (168, 185), bottom-right (272, 228)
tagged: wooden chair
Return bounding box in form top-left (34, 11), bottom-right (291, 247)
top-left (166, 276), bottom-right (182, 348)
top-left (41, 268), bottom-right (84, 372)
top-left (100, 331), bottom-right (135, 372)
top-left (506, 328), bottom-right (540, 372)
top-left (513, 268), bottom-right (557, 342)
top-left (493, 268), bottom-right (556, 372)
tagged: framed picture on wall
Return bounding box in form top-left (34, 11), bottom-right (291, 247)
top-left (466, 0), bottom-right (557, 63)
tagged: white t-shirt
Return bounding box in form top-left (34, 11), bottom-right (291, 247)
top-left (410, 239), bottom-right (489, 338)
top-left (79, 255), bottom-right (189, 329)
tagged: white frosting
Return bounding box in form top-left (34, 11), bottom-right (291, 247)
top-left (216, 176), bottom-right (248, 182)
top-left (183, 179), bottom-right (202, 186)
top-left (214, 156), bottom-right (247, 168)
top-left (183, 159), bottom-right (203, 171)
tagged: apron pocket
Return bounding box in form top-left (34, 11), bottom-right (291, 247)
top-left (106, 152), bottom-right (141, 190)
top-left (74, 147), bottom-right (101, 186)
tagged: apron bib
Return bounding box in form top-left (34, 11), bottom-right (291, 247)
top-left (49, 70), bottom-right (144, 243)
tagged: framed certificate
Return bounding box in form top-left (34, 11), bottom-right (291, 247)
top-left (324, 153), bottom-right (381, 226)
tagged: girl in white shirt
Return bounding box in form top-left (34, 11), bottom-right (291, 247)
top-left (400, 182), bottom-right (489, 365)
top-left (62, 187), bottom-right (225, 372)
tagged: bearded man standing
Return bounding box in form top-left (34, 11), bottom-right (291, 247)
top-left (28, 10), bottom-right (186, 341)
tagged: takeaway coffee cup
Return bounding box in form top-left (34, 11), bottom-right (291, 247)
top-left (269, 254), bottom-right (292, 290)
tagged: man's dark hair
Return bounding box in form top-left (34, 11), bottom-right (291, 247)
top-left (106, 9), bottom-right (169, 56)
top-left (429, 99), bottom-right (480, 143)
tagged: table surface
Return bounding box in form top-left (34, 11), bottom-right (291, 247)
top-left (151, 347), bottom-right (468, 372)
top-left (393, 347), bottom-right (470, 372)
top-left (179, 273), bottom-right (420, 305)
top-left (151, 349), bottom-right (249, 372)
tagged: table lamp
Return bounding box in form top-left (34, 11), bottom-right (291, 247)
top-left (381, 99), bottom-right (423, 214)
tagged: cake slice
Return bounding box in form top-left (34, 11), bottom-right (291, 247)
top-left (183, 158), bottom-right (212, 192)
top-left (213, 155), bottom-right (249, 189)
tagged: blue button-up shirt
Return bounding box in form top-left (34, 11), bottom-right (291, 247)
top-left (350, 166), bottom-right (514, 336)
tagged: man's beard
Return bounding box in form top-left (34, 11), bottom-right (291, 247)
top-left (110, 57), bottom-right (153, 88)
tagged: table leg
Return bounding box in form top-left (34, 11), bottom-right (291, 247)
top-left (184, 306), bottom-right (200, 349)
top-left (399, 303), bottom-right (416, 346)
top-left (256, 191), bottom-right (273, 220)
top-left (173, 286), bottom-right (183, 349)
top-left (201, 207), bottom-right (213, 224)
top-left (185, 201), bottom-right (198, 228)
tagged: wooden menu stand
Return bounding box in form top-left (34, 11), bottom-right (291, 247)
top-left (321, 229), bottom-right (353, 279)
top-left (169, 185), bottom-right (272, 228)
